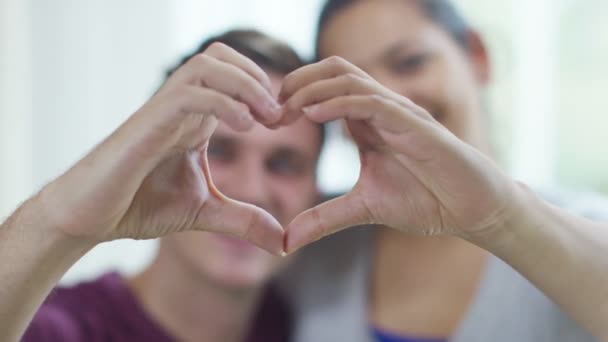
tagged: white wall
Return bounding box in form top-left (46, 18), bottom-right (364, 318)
top-left (1, 0), bottom-right (34, 218)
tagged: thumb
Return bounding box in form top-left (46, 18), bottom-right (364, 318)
top-left (195, 196), bottom-right (285, 256)
top-left (285, 193), bottom-right (371, 253)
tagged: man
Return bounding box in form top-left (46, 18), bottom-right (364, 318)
top-left (4, 29), bottom-right (323, 342)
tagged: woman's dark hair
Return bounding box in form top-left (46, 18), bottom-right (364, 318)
top-left (165, 29), bottom-right (326, 156)
top-left (315, 0), bottom-right (471, 60)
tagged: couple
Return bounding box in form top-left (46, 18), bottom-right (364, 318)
top-left (2, 1), bottom-right (608, 341)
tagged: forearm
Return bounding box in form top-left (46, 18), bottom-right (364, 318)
top-left (468, 184), bottom-right (608, 339)
top-left (0, 192), bottom-right (94, 341)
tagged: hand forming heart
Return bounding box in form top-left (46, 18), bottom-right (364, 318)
top-left (40, 47), bottom-right (520, 256)
top-left (280, 56), bottom-right (520, 253)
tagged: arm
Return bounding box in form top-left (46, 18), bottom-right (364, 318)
top-left (468, 184), bottom-right (608, 340)
top-left (0, 43), bottom-right (284, 341)
top-left (0, 198), bottom-right (94, 342)
top-left (280, 56), bottom-right (608, 339)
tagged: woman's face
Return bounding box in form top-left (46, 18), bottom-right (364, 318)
top-left (318, 0), bottom-right (491, 150)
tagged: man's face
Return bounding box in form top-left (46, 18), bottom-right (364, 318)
top-left (319, 0), bottom-right (491, 150)
top-left (161, 72), bottom-right (321, 289)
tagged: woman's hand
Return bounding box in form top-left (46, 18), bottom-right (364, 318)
top-left (280, 57), bottom-right (520, 252)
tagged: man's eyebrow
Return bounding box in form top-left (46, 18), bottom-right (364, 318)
top-left (209, 135), bottom-right (238, 146)
top-left (271, 146), bottom-right (315, 164)
top-left (273, 146), bottom-right (305, 157)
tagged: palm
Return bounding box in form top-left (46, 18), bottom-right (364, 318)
top-left (354, 149), bottom-right (444, 235)
top-left (115, 149), bottom-right (212, 240)
top-left (348, 119), bottom-right (507, 236)
top-left (112, 122), bottom-right (283, 251)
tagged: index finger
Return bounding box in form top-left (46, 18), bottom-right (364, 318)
top-left (279, 56), bottom-right (369, 103)
top-left (205, 42), bottom-right (274, 95)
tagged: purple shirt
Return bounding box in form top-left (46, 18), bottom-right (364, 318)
top-left (22, 272), bottom-right (291, 342)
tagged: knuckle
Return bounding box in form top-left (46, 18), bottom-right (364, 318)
top-left (338, 73), bottom-right (365, 93)
top-left (170, 85), bottom-right (192, 101)
top-left (324, 56), bottom-right (351, 78)
top-left (367, 94), bottom-right (389, 107)
top-left (341, 73), bottom-right (360, 83)
top-left (190, 53), bottom-right (211, 66)
top-left (205, 42), bottom-right (229, 55)
top-left (325, 55), bottom-right (346, 67)
top-left (281, 73), bottom-right (297, 91)
top-left (204, 90), bottom-right (224, 107)
top-left (235, 82), bottom-right (259, 103)
top-left (170, 86), bottom-right (195, 112)
top-left (224, 96), bottom-right (244, 114)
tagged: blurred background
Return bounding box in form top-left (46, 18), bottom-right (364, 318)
top-left (1, 0), bottom-right (607, 284)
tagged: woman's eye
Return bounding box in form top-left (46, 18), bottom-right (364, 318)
top-left (392, 54), bottom-right (429, 75)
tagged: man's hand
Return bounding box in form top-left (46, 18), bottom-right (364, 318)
top-left (39, 42), bottom-right (286, 253)
top-left (0, 42), bottom-right (291, 341)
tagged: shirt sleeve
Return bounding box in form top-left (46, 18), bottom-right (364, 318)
top-left (21, 304), bottom-right (85, 342)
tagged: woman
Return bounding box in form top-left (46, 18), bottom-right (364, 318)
top-left (278, 1), bottom-right (608, 341)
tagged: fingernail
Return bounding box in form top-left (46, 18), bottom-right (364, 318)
top-left (302, 105), bottom-right (319, 114)
top-left (268, 97), bottom-right (281, 110)
top-left (267, 99), bottom-right (282, 116)
top-left (280, 251), bottom-right (288, 257)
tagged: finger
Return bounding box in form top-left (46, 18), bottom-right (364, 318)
top-left (204, 42), bottom-right (274, 94)
top-left (169, 86), bottom-right (255, 132)
top-left (172, 54), bottom-right (281, 125)
top-left (279, 56), bottom-right (369, 104)
top-left (301, 94), bottom-right (433, 134)
top-left (196, 196), bottom-right (285, 256)
top-left (279, 73), bottom-right (378, 126)
top-left (284, 193), bottom-right (371, 253)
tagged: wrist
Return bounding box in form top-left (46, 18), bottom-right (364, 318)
top-left (461, 181), bottom-right (535, 253)
top-left (33, 182), bottom-right (99, 251)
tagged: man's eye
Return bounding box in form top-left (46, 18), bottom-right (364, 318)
top-left (268, 157), bottom-right (304, 176)
top-left (207, 143), bottom-right (234, 162)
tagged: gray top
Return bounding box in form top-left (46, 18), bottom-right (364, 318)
top-left (278, 189), bottom-right (608, 342)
